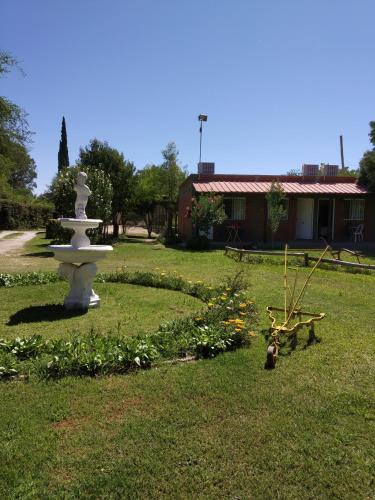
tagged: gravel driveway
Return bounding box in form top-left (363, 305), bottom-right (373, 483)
top-left (0, 231), bottom-right (39, 255)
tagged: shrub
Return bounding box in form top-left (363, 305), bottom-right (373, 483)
top-left (186, 235), bottom-right (210, 251)
top-left (37, 332), bottom-right (158, 378)
top-left (45, 219), bottom-right (73, 243)
top-left (0, 199), bottom-right (52, 230)
top-left (0, 335), bottom-right (44, 360)
top-left (0, 272), bottom-right (60, 288)
top-left (191, 193), bottom-right (226, 233)
top-left (0, 352), bottom-right (18, 380)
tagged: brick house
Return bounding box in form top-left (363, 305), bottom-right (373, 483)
top-left (178, 164), bottom-right (375, 244)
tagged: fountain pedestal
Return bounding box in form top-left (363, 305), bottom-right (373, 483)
top-left (59, 262), bottom-right (100, 310)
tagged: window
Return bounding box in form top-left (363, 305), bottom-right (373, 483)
top-left (344, 199), bottom-right (365, 221)
top-left (223, 197), bottom-right (246, 220)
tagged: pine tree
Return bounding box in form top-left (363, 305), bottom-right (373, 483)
top-left (58, 116), bottom-right (70, 171)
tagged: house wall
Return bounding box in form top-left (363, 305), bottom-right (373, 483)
top-left (177, 178), bottom-right (375, 243)
top-left (364, 197), bottom-right (375, 241)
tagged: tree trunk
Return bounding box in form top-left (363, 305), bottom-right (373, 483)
top-left (166, 208), bottom-right (173, 238)
top-left (113, 220), bottom-right (119, 238)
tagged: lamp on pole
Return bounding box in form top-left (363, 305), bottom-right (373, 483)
top-left (198, 114), bottom-right (208, 163)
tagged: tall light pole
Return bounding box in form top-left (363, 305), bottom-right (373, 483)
top-left (198, 114), bottom-right (208, 163)
top-left (340, 135), bottom-right (345, 170)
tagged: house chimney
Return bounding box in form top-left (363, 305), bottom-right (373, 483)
top-left (198, 162), bottom-right (215, 174)
top-left (302, 164), bottom-right (319, 176)
top-left (321, 164), bottom-right (339, 176)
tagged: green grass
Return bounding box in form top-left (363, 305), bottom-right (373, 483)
top-left (1, 232), bottom-right (25, 239)
top-left (0, 235), bottom-right (375, 498)
top-left (0, 282), bottom-right (201, 340)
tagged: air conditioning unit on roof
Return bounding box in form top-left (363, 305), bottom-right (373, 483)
top-left (198, 162), bottom-right (215, 174)
top-left (302, 164), bottom-right (319, 176)
top-left (322, 164), bottom-right (339, 176)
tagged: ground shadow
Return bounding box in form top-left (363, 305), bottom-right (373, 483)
top-left (24, 251), bottom-right (54, 258)
top-left (260, 326), bottom-right (321, 357)
top-left (7, 304), bottom-right (87, 325)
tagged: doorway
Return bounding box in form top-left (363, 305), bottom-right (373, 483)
top-left (318, 199), bottom-right (330, 239)
top-left (296, 198), bottom-right (314, 239)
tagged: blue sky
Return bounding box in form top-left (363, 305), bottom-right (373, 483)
top-left (1, 0), bottom-right (374, 193)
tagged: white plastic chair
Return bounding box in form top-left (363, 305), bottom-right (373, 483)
top-left (353, 224), bottom-right (364, 243)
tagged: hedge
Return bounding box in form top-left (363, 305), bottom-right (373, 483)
top-left (0, 199), bottom-right (53, 230)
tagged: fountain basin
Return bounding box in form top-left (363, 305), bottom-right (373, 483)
top-left (59, 218), bottom-right (102, 230)
top-left (58, 218), bottom-right (103, 248)
top-left (49, 245), bottom-right (113, 264)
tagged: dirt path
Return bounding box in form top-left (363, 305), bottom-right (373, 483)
top-left (0, 231), bottom-right (38, 255)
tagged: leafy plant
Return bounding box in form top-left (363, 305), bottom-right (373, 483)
top-left (266, 181), bottom-right (287, 246)
top-left (191, 193), bottom-right (226, 234)
top-left (186, 235), bottom-right (210, 251)
top-left (0, 272), bottom-right (61, 287)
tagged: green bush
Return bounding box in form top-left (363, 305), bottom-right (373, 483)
top-left (0, 352), bottom-right (18, 380)
top-left (0, 199), bottom-right (52, 230)
top-left (45, 219), bottom-right (73, 242)
top-left (37, 332), bottom-right (158, 378)
top-left (186, 235), bottom-right (210, 251)
top-left (0, 272), bottom-right (60, 288)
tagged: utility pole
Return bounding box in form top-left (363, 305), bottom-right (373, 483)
top-left (198, 114), bottom-right (208, 163)
top-left (340, 135), bottom-right (345, 170)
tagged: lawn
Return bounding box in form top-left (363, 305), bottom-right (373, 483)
top-left (1, 235), bottom-right (375, 498)
top-left (0, 282), bottom-right (201, 340)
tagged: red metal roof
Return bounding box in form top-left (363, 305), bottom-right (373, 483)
top-left (192, 181), bottom-right (367, 195)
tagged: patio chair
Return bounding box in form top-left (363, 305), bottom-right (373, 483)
top-left (353, 224), bottom-right (364, 243)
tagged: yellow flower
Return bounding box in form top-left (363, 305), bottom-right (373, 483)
top-left (161, 272), bottom-right (166, 276)
top-left (239, 303), bottom-right (247, 309)
top-left (248, 331), bottom-right (257, 337)
top-left (226, 287), bottom-right (231, 291)
top-left (235, 328), bottom-right (242, 332)
top-left (239, 312), bottom-right (247, 317)
top-left (195, 317), bottom-right (203, 321)
top-left (207, 302), bottom-right (214, 308)
top-left (196, 280), bottom-right (203, 284)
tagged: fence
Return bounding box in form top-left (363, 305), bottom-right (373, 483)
top-left (224, 246), bottom-right (375, 271)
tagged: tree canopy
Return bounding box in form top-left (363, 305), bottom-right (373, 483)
top-left (358, 121), bottom-right (375, 192)
top-left (0, 51), bottom-right (37, 199)
top-left (58, 116), bottom-right (69, 171)
top-left (49, 165), bottom-right (113, 222)
top-left (78, 139), bottom-right (136, 236)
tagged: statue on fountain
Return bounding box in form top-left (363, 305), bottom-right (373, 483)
top-left (74, 171), bottom-right (91, 220)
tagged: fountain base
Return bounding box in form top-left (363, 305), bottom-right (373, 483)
top-left (59, 262), bottom-right (100, 310)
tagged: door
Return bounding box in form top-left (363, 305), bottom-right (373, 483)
top-left (317, 199), bottom-right (331, 239)
top-left (296, 198), bottom-right (314, 239)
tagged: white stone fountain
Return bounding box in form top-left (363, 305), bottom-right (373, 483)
top-left (49, 171), bottom-right (113, 310)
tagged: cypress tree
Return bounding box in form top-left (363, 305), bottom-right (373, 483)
top-left (58, 116), bottom-right (70, 171)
